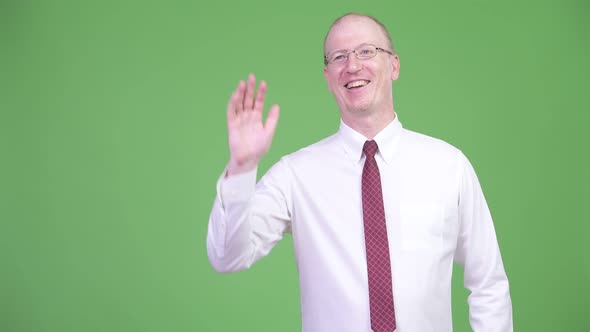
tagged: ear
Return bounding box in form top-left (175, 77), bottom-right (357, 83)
top-left (323, 66), bottom-right (333, 92)
top-left (390, 54), bottom-right (400, 81)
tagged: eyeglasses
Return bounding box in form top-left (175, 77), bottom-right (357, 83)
top-left (324, 44), bottom-right (394, 65)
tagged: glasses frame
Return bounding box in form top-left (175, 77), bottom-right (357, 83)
top-left (324, 44), bottom-right (394, 65)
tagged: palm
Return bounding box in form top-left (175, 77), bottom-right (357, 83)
top-left (226, 74), bottom-right (280, 175)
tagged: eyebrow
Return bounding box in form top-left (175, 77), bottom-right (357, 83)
top-left (326, 43), bottom-right (373, 54)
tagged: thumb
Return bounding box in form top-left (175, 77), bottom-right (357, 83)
top-left (264, 104), bottom-right (280, 139)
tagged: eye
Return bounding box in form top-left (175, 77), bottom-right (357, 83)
top-left (331, 53), bottom-right (347, 63)
top-left (358, 47), bottom-right (376, 57)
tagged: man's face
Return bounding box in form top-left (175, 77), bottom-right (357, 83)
top-left (323, 16), bottom-right (400, 116)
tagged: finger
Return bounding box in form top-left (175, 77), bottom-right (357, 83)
top-left (226, 86), bottom-right (240, 124)
top-left (235, 80), bottom-right (245, 113)
top-left (253, 80), bottom-right (267, 114)
top-left (264, 104), bottom-right (280, 139)
top-left (243, 73), bottom-right (256, 111)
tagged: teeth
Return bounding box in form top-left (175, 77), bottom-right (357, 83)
top-left (346, 80), bottom-right (369, 89)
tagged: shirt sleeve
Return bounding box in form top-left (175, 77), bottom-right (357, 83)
top-left (206, 159), bottom-right (292, 273)
top-left (454, 152), bottom-right (513, 331)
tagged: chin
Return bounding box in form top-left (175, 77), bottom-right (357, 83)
top-left (348, 107), bottom-right (369, 114)
top-left (346, 101), bottom-right (372, 114)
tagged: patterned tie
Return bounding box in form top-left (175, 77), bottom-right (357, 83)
top-left (362, 140), bottom-right (396, 332)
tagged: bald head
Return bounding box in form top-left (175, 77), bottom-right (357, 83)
top-left (323, 13), bottom-right (395, 57)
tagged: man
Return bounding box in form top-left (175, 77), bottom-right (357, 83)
top-left (207, 13), bottom-right (512, 332)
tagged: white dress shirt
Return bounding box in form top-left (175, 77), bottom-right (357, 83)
top-left (207, 115), bottom-right (513, 332)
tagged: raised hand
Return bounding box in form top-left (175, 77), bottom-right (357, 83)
top-left (226, 74), bottom-right (280, 176)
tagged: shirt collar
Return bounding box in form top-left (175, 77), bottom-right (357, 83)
top-left (338, 113), bottom-right (403, 165)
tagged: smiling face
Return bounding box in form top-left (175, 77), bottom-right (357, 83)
top-left (323, 15), bottom-right (400, 120)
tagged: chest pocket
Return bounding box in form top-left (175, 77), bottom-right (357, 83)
top-left (400, 203), bottom-right (444, 252)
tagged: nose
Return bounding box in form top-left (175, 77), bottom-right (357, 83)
top-left (345, 53), bottom-right (362, 73)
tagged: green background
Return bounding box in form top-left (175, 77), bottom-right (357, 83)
top-left (2, 0), bottom-right (589, 331)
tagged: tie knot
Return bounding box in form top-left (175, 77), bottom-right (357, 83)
top-left (363, 140), bottom-right (379, 158)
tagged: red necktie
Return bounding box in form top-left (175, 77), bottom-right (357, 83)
top-left (362, 140), bottom-right (396, 332)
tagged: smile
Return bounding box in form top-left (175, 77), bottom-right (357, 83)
top-left (345, 80), bottom-right (371, 89)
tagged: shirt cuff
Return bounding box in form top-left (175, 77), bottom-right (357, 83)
top-left (218, 166), bottom-right (258, 204)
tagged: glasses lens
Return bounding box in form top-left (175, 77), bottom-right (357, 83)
top-left (356, 45), bottom-right (377, 59)
top-left (329, 51), bottom-right (348, 64)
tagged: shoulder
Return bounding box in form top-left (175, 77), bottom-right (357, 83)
top-left (281, 133), bottom-right (342, 165)
top-left (400, 128), bottom-right (463, 159)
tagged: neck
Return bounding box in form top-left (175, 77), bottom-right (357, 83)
top-left (341, 108), bottom-right (396, 139)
